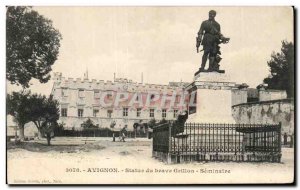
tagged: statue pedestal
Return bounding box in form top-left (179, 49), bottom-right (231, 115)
top-left (185, 72), bottom-right (237, 123)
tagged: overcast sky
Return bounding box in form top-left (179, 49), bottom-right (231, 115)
top-left (7, 6), bottom-right (294, 95)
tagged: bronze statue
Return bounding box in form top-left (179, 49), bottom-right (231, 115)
top-left (196, 10), bottom-right (230, 75)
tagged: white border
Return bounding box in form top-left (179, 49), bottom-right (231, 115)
top-left (1, 1), bottom-right (298, 189)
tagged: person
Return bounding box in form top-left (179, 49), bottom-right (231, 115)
top-left (120, 126), bottom-right (127, 142)
top-left (196, 10), bottom-right (225, 72)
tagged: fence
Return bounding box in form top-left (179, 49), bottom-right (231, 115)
top-left (282, 133), bottom-right (294, 148)
top-left (152, 123), bottom-right (282, 163)
top-left (54, 128), bottom-right (149, 138)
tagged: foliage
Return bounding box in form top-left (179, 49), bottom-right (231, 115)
top-left (82, 118), bottom-right (98, 130)
top-left (6, 91), bottom-right (59, 142)
top-left (6, 91), bottom-right (32, 140)
top-left (263, 41), bottom-right (294, 98)
top-left (147, 118), bottom-right (157, 129)
top-left (7, 91), bottom-right (31, 126)
top-left (110, 120), bottom-right (116, 129)
top-left (158, 118), bottom-right (168, 124)
top-left (57, 122), bottom-right (65, 130)
top-left (6, 91), bottom-right (59, 143)
top-left (31, 95), bottom-right (59, 145)
top-left (6, 6), bottom-right (62, 88)
top-left (27, 93), bottom-right (60, 133)
top-left (54, 122), bottom-right (65, 134)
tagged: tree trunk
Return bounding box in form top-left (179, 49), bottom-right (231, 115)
top-left (46, 133), bottom-right (51, 146)
top-left (19, 125), bottom-right (25, 141)
top-left (14, 126), bottom-right (18, 144)
top-left (38, 129), bottom-right (43, 139)
top-left (33, 122), bottom-right (42, 139)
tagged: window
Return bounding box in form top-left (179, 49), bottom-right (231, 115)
top-left (93, 109), bottom-right (99, 117)
top-left (61, 88), bottom-right (68, 97)
top-left (137, 108), bottom-right (141, 117)
top-left (107, 93), bottom-right (113, 100)
top-left (173, 110), bottom-right (178, 118)
top-left (136, 94), bottom-right (140, 101)
top-left (94, 90), bottom-right (100, 99)
top-left (175, 95), bottom-right (181, 103)
top-left (123, 108), bottom-right (128, 117)
top-left (78, 109), bottom-right (84, 117)
top-left (107, 110), bottom-right (113, 118)
top-left (150, 109), bottom-right (155, 118)
top-left (61, 108), bottom-right (68, 117)
top-left (78, 89), bottom-right (85, 98)
top-left (162, 109), bottom-right (166, 118)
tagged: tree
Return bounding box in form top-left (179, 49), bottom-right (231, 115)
top-left (82, 118), bottom-right (98, 130)
top-left (81, 118), bottom-right (98, 138)
top-left (147, 118), bottom-right (157, 129)
top-left (40, 95), bottom-right (60, 145)
top-left (7, 91), bottom-right (31, 141)
top-left (158, 118), bottom-right (168, 124)
top-left (6, 91), bottom-right (59, 144)
top-left (26, 93), bottom-right (46, 138)
top-left (263, 41), bottom-right (294, 98)
top-left (6, 6), bottom-right (62, 88)
top-left (28, 94), bottom-right (59, 145)
top-left (54, 122), bottom-right (65, 135)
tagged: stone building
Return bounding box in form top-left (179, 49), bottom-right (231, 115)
top-left (51, 72), bottom-right (190, 131)
top-left (50, 72), bottom-right (292, 134)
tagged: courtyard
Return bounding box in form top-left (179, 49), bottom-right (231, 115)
top-left (7, 137), bottom-right (294, 184)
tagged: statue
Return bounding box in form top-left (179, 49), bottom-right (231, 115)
top-left (195, 10), bottom-right (230, 75)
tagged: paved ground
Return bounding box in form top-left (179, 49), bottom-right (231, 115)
top-left (7, 137), bottom-right (294, 184)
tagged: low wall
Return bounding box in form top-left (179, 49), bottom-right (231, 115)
top-left (232, 99), bottom-right (294, 135)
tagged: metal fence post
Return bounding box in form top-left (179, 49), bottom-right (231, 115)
top-left (167, 124), bottom-right (172, 164)
top-left (278, 122), bottom-right (282, 162)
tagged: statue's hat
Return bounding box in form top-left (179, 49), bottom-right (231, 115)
top-left (209, 10), bottom-right (217, 15)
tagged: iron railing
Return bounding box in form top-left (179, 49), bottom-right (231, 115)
top-left (152, 123), bottom-right (282, 163)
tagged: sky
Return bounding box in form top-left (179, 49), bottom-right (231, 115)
top-left (7, 6), bottom-right (294, 95)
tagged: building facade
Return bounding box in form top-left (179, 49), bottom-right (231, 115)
top-left (51, 72), bottom-right (290, 132)
top-left (51, 72), bottom-right (190, 131)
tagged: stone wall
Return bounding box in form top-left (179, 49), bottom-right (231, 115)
top-left (232, 89), bottom-right (247, 106)
top-left (232, 99), bottom-right (294, 135)
top-left (259, 89), bottom-right (287, 101)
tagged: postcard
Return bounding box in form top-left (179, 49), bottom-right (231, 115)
top-left (6, 6), bottom-right (294, 184)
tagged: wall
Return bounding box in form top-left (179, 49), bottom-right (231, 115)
top-left (232, 99), bottom-right (294, 135)
top-left (51, 72), bottom-right (188, 131)
top-left (232, 89), bottom-right (247, 106)
top-left (259, 89), bottom-right (287, 101)
top-left (7, 115), bottom-right (38, 137)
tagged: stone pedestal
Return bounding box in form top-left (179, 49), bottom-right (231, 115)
top-left (185, 72), bottom-right (237, 123)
